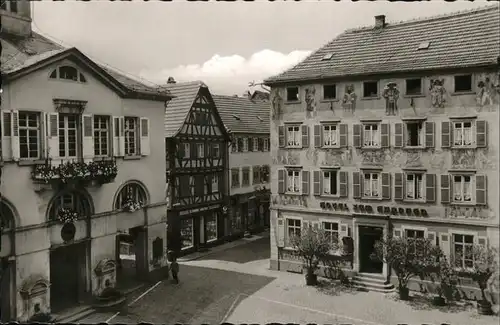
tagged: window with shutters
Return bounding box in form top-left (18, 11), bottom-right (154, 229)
top-left (452, 174), bottom-right (473, 203)
top-left (253, 166), bottom-right (261, 185)
top-left (263, 138), bottom-right (270, 151)
top-left (124, 117), bottom-right (139, 156)
top-left (286, 218), bottom-right (301, 247)
top-left (286, 170), bottom-right (301, 194)
top-left (49, 66), bottom-right (87, 83)
top-left (242, 138), bottom-right (249, 152)
top-left (286, 125), bottom-right (301, 148)
top-left (212, 174), bottom-right (219, 193)
top-left (363, 124), bottom-right (380, 147)
top-left (286, 87), bottom-right (300, 102)
top-left (114, 181), bottom-right (148, 210)
top-left (405, 173), bottom-right (424, 201)
top-left (252, 137), bottom-right (259, 151)
top-left (261, 165), bottom-right (270, 183)
top-left (452, 121), bottom-right (474, 147)
top-left (197, 143), bottom-right (204, 158)
top-left (18, 111), bottom-right (41, 159)
top-left (93, 116), bottom-right (110, 157)
top-left (363, 172), bottom-right (380, 198)
top-left (322, 221), bottom-right (339, 249)
top-left (59, 114), bottom-right (79, 158)
top-left (242, 167), bottom-right (250, 186)
top-left (231, 168), bottom-right (240, 188)
top-left (322, 124), bottom-right (339, 147)
top-left (322, 170), bottom-right (339, 196)
top-left (405, 121), bottom-right (424, 147)
top-left (405, 229), bottom-right (425, 256)
top-left (452, 234), bottom-right (474, 268)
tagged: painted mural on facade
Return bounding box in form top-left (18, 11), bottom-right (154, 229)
top-left (271, 88), bottom-right (283, 120)
top-left (382, 82), bottom-right (399, 116)
top-left (271, 194), bottom-right (308, 208)
top-left (342, 84), bottom-right (357, 113)
top-left (429, 79), bottom-right (447, 112)
top-left (476, 74), bottom-right (500, 110)
top-left (272, 150), bottom-right (301, 166)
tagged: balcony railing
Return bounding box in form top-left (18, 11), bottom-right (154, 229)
top-left (31, 159), bottom-right (118, 186)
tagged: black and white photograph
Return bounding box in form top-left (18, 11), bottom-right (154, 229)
top-left (0, 0), bottom-right (499, 324)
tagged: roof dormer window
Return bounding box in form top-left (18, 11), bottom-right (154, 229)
top-left (50, 66), bottom-right (87, 83)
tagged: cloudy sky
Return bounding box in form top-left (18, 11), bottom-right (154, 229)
top-left (32, 0), bottom-right (490, 95)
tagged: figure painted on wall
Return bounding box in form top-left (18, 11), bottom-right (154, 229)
top-left (382, 82), bottom-right (399, 116)
top-left (429, 79), bottom-right (447, 110)
top-left (271, 88), bottom-right (283, 119)
top-left (476, 76), bottom-right (499, 108)
top-left (304, 86), bottom-right (316, 112)
top-left (342, 84), bottom-right (357, 113)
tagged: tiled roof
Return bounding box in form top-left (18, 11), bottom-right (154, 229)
top-left (265, 5), bottom-right (500, 84)
top-left (163, 81), bottom-right (205, 138)
top-left (1, 31), bottom-right (170, 98)
top-left (212, 95), bottom-right (270, 135)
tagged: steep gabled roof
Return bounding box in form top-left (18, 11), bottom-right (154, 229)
top-left (1, 31), bottom-right (171, 100)
top-left (265, 5), bottom-right (500, 84)
top-left (163, 81), bottom-right (207, 138)
top-left (212, 95), bottom-right (270, 135)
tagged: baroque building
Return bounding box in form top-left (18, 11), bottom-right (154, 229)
top-left (264, 6), bottom-right (500, 298)
top-left (213, 94), bottom-right (271, 237)
top-left (0, 1), bottom-right (171, 321)
top-left (164, 80), bottom-right (231, 256)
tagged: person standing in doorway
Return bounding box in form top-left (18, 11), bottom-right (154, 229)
top-left (170, 257), bottom-right (179, 284)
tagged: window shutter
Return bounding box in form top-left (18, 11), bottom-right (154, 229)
top-left (353, 124), bottom-right (362, 148)
top-left (11, 110), bottom-right (20, 160)
top-left (258, 138), bottom-right (264, 151)
top-left (48, 112), bottom-right (60, 164)
top-left (393, 229), bottom-right (402, 238)
top-left (248, 138), bottom-right (254, 152)
top-left (441, 121), bottom-right (451, 148)
top-left (339, 123), bottom-right (348, 148)
top-left (140, 117), bottom-right (150, 156)
top-left (440, 174), bottom-right (451, 204)
top-left (1, 111), bottom-right (12, 161)
top-left (476, 120), bottom-right (487, 148)
top-left (352, 171), bottom-right (361, 199)
top-left (425, 122), bottom-right (435, 148)
top-left (475, 174), bottom-right (487, 206)
top-left (82, 114), bottom-right (94, 162)
top-left (118, 116), bottom-right (125, 156)
top-left (394, 123), bottom-right (403, 148)
top-left (381, 172), bottom-right (391, 199)
top-left (313, 171), bottom-right (321, 196)
top-left (427, 231), bottom-right (436, 245)
top-left (339, 171), bottom-right (348, 198)
top-left (314, 125), bottom-right (322, 148)
top-left (301, 170), bottom-right (310, 195)
top-left (425, 174), bottom-right (436, 203)
top-left (301, 125), bottom-right (309, 148)
top-left (381, 123), bottom-right (390, 148)
top-left (477, 236), bottom-right (488, 247)
top-left (39, 112), bottom-right (47, 159)
top-left (276, 217), bottom-right (285, 248)
top-left (278, 126), bottom-right (285, 148)
top-left (340, 223), bottom-right (349, 238)
top-left (439, 233), bottom-right (451, 258)
top-left (278, 169), bottom-right (285, 194)
top-left (237, 138), bottom-right (243, 152)
top-left (178, 141), bottom-right (185, 158)
top-left (394, 172), bottom-right (404, 201)
top-left (112, 116), bottom-right (120, 157)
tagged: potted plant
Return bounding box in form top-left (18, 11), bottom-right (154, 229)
top-left (371, 236), bottom-right (436, 301)
top-left (122, 198), bottom-right (142, 212)
top-left (57, 208), bottom-right (78, 224)
top-left (289, 224), bottom-right (334, 286)
top-left (425, 246), bottom-right (457, 306)
top-left (456, 244), bottom-right (498, 315)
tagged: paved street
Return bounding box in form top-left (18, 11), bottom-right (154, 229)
top-left (79, 236), bottom-right (499, 325)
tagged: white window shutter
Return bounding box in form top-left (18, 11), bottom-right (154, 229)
top-left (118, 116), bottom-right (125, 156)
top-left (48, 113), bottom-right (60, 165)
top-left (439, 233), bottom-right (451, 258)
top-left (40, 112), bottom-right (48, 159)
top-left (427, 231), bottom-right (437, 246)
top-left (140, 117), bottom-right (150, 156)
top-left (276, 217), bottom-right (285, 248)
top-left (1, 111), bottom-right (12, 161)
top-left (112, 116), bottom-right (120, 156)
top-left (82, 114), bottom-right (94, 163)
top-left (340, 223), bottom-right (348, 238)
top-left (393, 228), bottom-right (402, 238)
top-left (11, 110), bottom-right (20, 161)
top-left (476, 236), bottom-right (488, 247)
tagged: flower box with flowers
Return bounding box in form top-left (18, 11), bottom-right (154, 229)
top-left (57, 208), bottom-right (79, 224)
top-left (32, 160), bottom-right (118, 185)
top-left (122, 199), bottom-right (142, 213)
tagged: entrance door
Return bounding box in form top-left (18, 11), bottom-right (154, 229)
top-left (50, 245), bottom-right (80, 311)
top-left (0, 260), bottom-right (12, 322)
top-left (359, 226), bottom-right (384, 273)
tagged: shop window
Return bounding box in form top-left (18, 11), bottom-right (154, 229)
top-left (180, 219), bottom-right (194, 250)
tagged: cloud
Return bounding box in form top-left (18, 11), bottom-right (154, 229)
top-left (140, 49), bottom-right (311, 95)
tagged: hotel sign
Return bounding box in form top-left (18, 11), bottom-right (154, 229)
top-left (179, 204), bottom-right (221, 216)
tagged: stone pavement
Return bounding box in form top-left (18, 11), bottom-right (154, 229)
top-left (78, 236), bottom-right (499, 325)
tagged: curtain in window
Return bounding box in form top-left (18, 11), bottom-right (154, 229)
top-left (454, 126), bottom-right (463, 145)
top-left (463, 178), bottom-right (471, 201)
top-left (464, 127), bottom-right (472, 145)
top-left (363, 176), bottom-right (371, 196)
top-left (406, 177), bottom-right (414, 198)
top-left (323, 173), bottom-right (330, 194)
top-left (371, 178), bottom-right (379, 196)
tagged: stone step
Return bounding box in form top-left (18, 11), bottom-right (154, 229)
top-left (352, 275), bottom-right (389, 285)
top-left (352, 282), bottom-right (395, 293)
top-left (357, 272), bottom-right (387, 280)
top-left (351, 274), bottom-right (395, 293)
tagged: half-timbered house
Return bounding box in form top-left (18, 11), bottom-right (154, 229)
top-left (164, 79), bottom-right (230, 256)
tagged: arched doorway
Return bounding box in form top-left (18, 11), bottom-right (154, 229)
top-left (47, 190), bottom-right (92, 312)
top-left (0, 199), bottom-right (16, 322)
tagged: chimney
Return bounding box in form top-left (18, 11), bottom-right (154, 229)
top-left (167, 77), bottom-right (176, 84)
top-left (375, 15), bottom-right (386, 29)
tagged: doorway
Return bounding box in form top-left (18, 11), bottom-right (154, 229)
top-left (50, 243), bottom-right (86, 312)
top-left (116, 226), bottom-right (147, 287)
top-left (0, 259), bottom-right (13, 322)
top-left (358, 226), bottom-right (384, 273)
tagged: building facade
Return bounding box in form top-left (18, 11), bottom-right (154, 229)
top-left (164, 80), bottom-right (231, 256)
top-left (213, 94), bottom-right (271, 237)
top-left (265, 6), bottom-right (500, 299)
top-left (0, 2), bottom-right (171, 321)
